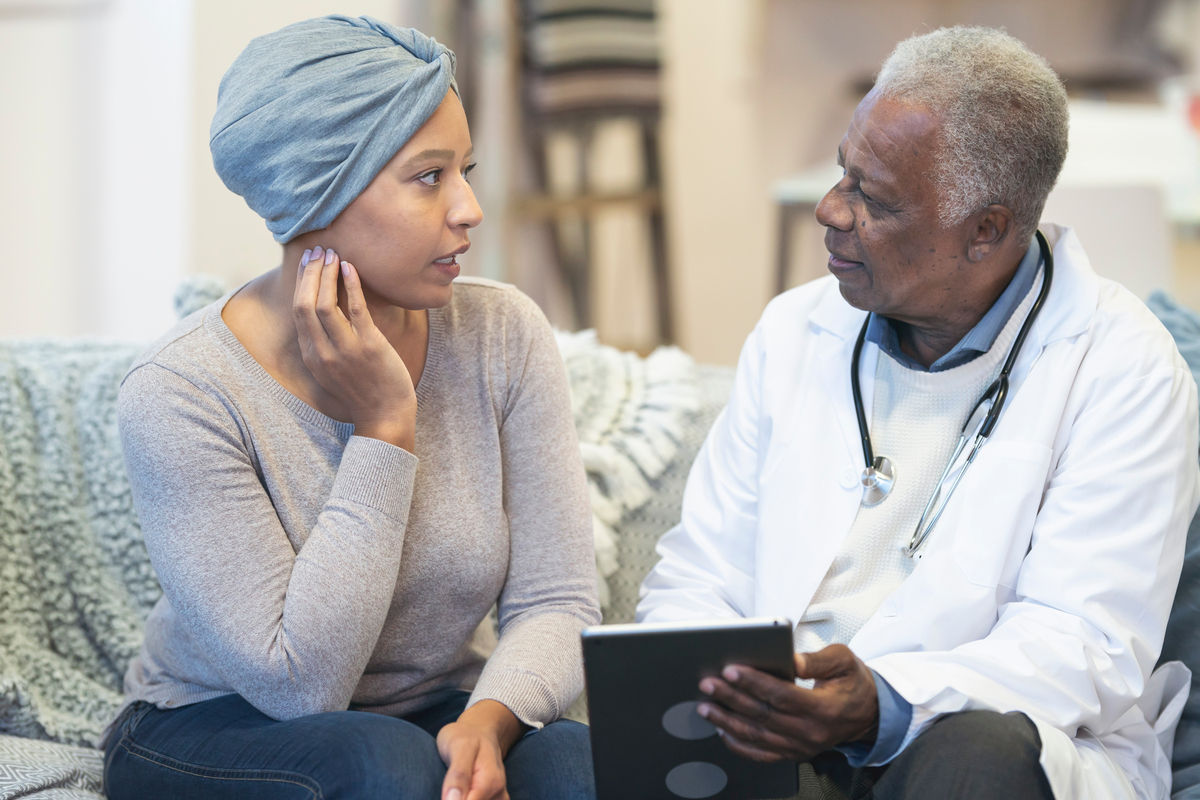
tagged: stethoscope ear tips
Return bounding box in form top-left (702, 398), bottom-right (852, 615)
top-left (860, 455), bottom-right (895, 507)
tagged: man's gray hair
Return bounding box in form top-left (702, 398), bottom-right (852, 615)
top-left (873, 26), bottom-right (1069, 241)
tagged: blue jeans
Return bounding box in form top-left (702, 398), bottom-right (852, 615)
top-left (103, 691), bottom-right (595, 799)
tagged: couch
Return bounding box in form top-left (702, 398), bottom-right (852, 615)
top-left (1, 283), bottom-right (1199, 799)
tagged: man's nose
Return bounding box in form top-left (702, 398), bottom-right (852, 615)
top-left (815, 182), bottom-right (852, 232)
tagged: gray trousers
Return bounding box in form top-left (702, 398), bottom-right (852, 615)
top-left (786, 710), bottom-right (1055, 800)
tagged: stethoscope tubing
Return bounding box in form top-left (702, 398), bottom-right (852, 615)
top-left (850, 230), bottom-right (1055, 556)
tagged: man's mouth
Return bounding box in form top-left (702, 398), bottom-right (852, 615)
top-left (827, 253), bottom-right (862, 269)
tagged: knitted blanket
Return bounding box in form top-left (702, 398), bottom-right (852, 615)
top-left (0, 339), bottom-right (155, 750)
top-left (555, 329), bottom-right (698, 609)
top-left (0, 294), bottom-right (700, 797)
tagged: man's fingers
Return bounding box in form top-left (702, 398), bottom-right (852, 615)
top-left (795, 644), bottom-right (857, 682)
top-left (698, 700), bottom-right (810, 761)
top-left (718, 664), bottom-right (806, 714)
top-left (702, 673), bottom-right (778, 722)
top-left (698, 647), bottom-right (878, 761)
top-left (717, 728), bottom-right (789, 763)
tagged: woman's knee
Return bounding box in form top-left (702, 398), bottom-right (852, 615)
top-left (107, 704), bottom-right (446, 800)
top-left (505, 719), bottom-right (596, 800)
top-left (299, 711), bottom-right (445, 799)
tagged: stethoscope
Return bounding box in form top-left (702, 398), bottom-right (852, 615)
top-left (850, 230), bottom-right (1053, 557)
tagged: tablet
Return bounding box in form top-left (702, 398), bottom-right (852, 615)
top-left (582, 617), bottom-right (799, 800)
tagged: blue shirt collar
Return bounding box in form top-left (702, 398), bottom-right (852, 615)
top-left (864, 238), bottom-right (1042, 372)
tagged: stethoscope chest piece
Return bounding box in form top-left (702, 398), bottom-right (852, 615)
top-left (860, 455), bottom-right (895, 507)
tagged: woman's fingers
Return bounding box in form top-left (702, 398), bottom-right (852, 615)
top-left (437, 722), bottom-right (510, 800)
top-left (292, 246), bottom-right (329, 351)
top-left (441, 734), bottom-right (477, 800)
top-left (339, 260), bottom-right (374, 331)
top-left (313, 248), bottom-right (355, 346)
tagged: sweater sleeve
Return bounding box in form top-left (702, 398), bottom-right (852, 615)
top-left (119, 361), bottom-right (417, 720)
top-left (466, 292), bottom-right (602, 727)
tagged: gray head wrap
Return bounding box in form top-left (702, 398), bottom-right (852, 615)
top-left (210, 15), bottom-right (457, 243)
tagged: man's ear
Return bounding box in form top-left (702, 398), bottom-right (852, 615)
top-left (966, 205), bottom-right (1015, 262)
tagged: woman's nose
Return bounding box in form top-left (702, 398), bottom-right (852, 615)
top-left (450, 180), bottom-right (484, 229)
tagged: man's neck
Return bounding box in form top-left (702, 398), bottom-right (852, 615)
top-left (894, 322), bottom-right (969, 368)
top-left (890, 242), bottom-right (1033, 369)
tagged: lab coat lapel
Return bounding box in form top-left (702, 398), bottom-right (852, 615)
top-left (761, 288), bottom-right (870, 617)
top-left (809, 285), bottom-right (874, 472)
top-left (1016, 225), bottom-right (1100, 366)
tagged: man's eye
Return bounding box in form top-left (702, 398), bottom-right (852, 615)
top-left (418, 169), bottom-right (442, 186)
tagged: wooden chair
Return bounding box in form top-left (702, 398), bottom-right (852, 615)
top-left (509, 0), bottom-right (672, 342)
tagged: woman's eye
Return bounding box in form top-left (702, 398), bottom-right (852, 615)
top-left (417, 169), bottom-right (442, 187)
top-left (463, 162), bottom-right (478, 183)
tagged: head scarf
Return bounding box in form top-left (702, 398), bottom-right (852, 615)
top-left (210, 15), bottom-right (457, 243)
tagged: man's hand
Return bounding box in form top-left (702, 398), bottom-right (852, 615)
top-left (436, 699), bottom-right (526, 800)
top-left (696, 644), bottom-right (879, 763)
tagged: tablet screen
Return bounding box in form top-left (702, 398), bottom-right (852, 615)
top-left (582, 617), bottom-right (799, 800)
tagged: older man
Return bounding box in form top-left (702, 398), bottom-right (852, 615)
top-left (637, 26), bottom-right (1199, 800)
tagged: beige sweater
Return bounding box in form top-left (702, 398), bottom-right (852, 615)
top-left (118, 277), bottom-right (600, 728)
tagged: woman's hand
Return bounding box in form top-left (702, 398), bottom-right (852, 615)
top-left (436, 700), bottom-right (526, 800)
top-left (292, 245), bottom-right (417, 449)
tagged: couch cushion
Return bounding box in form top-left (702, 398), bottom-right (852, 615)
top-left (1147, 290), bottom-right (1200, 797)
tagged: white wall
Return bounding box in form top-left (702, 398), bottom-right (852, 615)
top-left (658, 0), bottom-right (1194, 365)
top-left (1, 0), bottom-right (402, 341)
top-left (3, 7), bottom-right (107, 338)
top-left (6, 0), bottom-right (1196, 353)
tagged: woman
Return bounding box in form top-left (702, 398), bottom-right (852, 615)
top-left (102, 15), bottom-right (600, 800)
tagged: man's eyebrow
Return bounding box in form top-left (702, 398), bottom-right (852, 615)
top-left (837, 144), bottom-right (891, 194)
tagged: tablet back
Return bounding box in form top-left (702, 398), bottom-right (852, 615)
top-left (582, 617), bottom-right (799, 800)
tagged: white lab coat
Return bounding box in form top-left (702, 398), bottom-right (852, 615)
top-left (638, 225), bottom-right (1200, 799)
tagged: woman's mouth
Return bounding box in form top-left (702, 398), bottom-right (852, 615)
top-left (433, 254), bottom-right (461, 279)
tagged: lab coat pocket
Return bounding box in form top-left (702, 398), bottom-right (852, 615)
top-left (945, 440), bottom-right (1053, 588)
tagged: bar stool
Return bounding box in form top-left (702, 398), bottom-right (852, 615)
top-left (510, 0), bottom-right (672, 342)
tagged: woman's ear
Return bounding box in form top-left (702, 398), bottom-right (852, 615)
top-left (966, 204), bottom-right (1015, 262)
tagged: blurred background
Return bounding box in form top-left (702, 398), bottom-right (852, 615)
top-left (3, 0), bottom-right (1199, 366)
